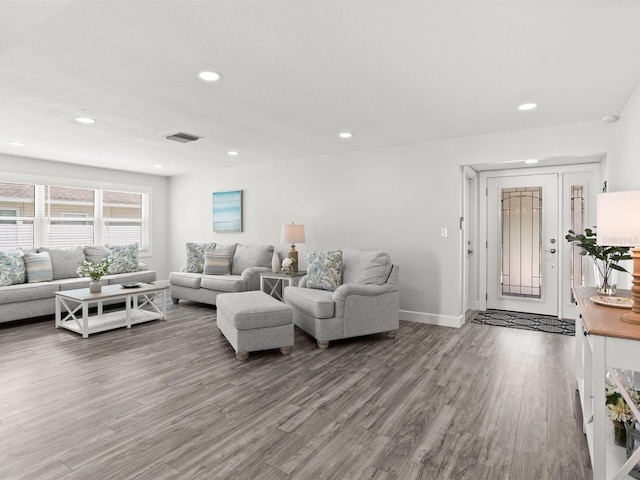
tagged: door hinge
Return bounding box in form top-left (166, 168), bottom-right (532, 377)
top-left (486, 240), bottom-right (488, 249)
top-left (459, 216), bottom-right (463, 229)
top-left (486, 293), bottom-right (488, 301)
top-left (486, 188), bottom-right (488, 196)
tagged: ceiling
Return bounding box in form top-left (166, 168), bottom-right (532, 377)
top-left (1, 1), bottom-right (640, 177)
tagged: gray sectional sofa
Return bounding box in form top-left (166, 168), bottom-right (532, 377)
top-left (169, 243), bottom-right (274, 306)
top-left (0, 245), bottom-right (156, 323)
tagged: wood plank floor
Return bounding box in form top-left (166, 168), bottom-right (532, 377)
top-left (0, 302), bottom-right (592, 479)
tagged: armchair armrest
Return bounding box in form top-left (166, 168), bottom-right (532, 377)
top-left (332, 283), bottom-right (399, 318)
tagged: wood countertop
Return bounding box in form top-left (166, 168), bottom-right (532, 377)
top-left (573, 286), bottom-right (640, 340)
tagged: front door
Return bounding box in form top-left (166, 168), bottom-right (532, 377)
top-left (486, 174), bottom-right (559, 316)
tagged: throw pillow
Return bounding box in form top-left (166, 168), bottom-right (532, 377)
top-left (341, 249), bottom-right (393, 285)
top-left (306, 250), bottom-right (343, 291)
top-left (84, 245), bottom-right (108, 263)
top-left (106, 243), bottom-right (139, 274)
top-left (0, 248), bottom-right (26, 286)
top-left (183, 242), bottom-right (216, 273)
top-left (39, 246), bottom-right (86, 280)
top-left (231, 244), bottom-right (274, 275)
top-left (23, 252), bottom-right (54, 283)
top-left (203, 251), bottom-right (233, 275)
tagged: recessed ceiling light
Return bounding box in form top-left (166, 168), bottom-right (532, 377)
top-left (602, 115), bottom-right (620, 123)
top-left (339, 132), bottom-right (353, 138)
top-left (518, 103), bottom-right (538, 111)
top-left (524, 159), bottom-right (539, 164)
top-left (75, 117), bottom-right (95, 124)
top-left (199, 71), bottom-right (221, 82)
top-left (153, 164), bottom-right (162, 169)
top-left (8, 142), bottom-right (24, 146)
top-left (227, 151), bottom-right (239, 156)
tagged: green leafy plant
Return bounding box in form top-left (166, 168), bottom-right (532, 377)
top-left (566, 227), bottom-right (632, 293)
top-left (76, 258), bottom-right (112, 280)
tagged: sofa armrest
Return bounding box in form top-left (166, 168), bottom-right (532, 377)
top-left (298, 275), bottom-right (308, 288)
top-left (241, 266), bottom-right (272, 290)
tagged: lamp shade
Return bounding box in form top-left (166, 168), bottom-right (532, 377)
top-left (597, 192), bottom-right (640, 246)
top-left (280, 223), bottom-right (305, 244)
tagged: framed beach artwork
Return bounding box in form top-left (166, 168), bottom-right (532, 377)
top-left (212, 190), bottom-right (243, 232)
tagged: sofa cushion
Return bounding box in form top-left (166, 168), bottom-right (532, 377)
top-left (169, 272), bottom-right (203, 289)
top-left (106, 243), bottom-right (139, 273)
top-left (341, 249), bottom-right (392, 285)
top-left (203, 252), bottom-right (233, 275)
top-left (231, 244), bottom-right (274, 275)
top-left (285, 286), bottom-right (335, 318)
top-left (84, 245), bottom-right (108, 263)
top-left (183, 242), bottom-right (216, 273)
top-left (201, 275), bottom-right (247, 293)
top-left (24, 252), bottom-right (54, 283)
top-left (0, 282), bottom-right (59, 305)
top-left (56, 277), bottom-right (93, 291)
top-left (306, 250), bottom-right (343, 292)
top-left (0, 248), bottom-right (26, 286)
top-left (217, 291), bottom-right (292, 330)
top-left (39, 246), bottom-right (85, 280)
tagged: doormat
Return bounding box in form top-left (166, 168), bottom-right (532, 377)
top-left (471, 309), bottom-right (575, 336)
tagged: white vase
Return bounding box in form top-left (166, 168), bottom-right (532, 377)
top-left (89, 280), bottom-right (102, 293)
top-left (272, 252), bottom-right (281, 273)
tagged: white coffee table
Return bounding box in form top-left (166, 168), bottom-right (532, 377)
top-left (55, 280), bottom-right (170, 338)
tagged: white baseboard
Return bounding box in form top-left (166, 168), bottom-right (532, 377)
top-left (399, 309), bottom-right (464, 328)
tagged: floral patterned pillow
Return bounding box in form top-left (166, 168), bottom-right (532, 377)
top-left (106, 243), bottom-right (139, 274)
top-left (306, 250), bottom-right (343, 291)
top-left (183, 242), bottom-right (216, 273)
top-left (0, 248), bottom-right (26, 286)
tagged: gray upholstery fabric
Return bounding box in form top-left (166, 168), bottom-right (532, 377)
top-left (83, 245), bottom-right (108, 263)
top-left (170, 284), bottom-right (223, 305)
top-left (56, 277), bottom-right (93, 291)
top-left (0, 282), bottom-right (59, 305)
top-left (341, 249), bottom-right (392, 285)
top-left (213, 243), bottom-right (238, 255)
top-left (105, 270), bottom-right (156, 285)
top-left (240, 266), bottom-right (271, 291)
top-left (284, 286), bottom-right (335, 319)
top-left (284, 258), bottom-right (399, 345)
top-left (201, 275), bottom-right (247, 293)
top-left (169, 272), bottom-right (202, 289)
top-left (39, 246), bottom-right (85, 280)
top-left (217, 291), bottom-right (292, 329)
top-left (0, 297), bottom-right (55, 323)
top-left (231, 244), bottom-right (274, 275)
top-left (217, 314), bottom-right (294, 353)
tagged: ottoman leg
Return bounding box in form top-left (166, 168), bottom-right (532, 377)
top-left (317, 341), bottom-right (329, 350)
top-left (387, 330), bottom-right (398, 339)
top-left (236, 351), bottom-right (249, 362)
top-left (172, 297), bottom-right (179, 304)
top-left (280, 346), bottom-right (292, 356)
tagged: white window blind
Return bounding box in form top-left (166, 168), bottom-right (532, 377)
top-left (45, 185), bottom-right (95, 247)
top-left (0, 182), bottom-right (35, 249)
top-left (103, 190), bottom-right (143, 246)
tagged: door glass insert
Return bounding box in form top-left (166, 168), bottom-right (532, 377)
top-left (501, 187), bottom-right (542, 298)
top-left (570, 185), bottom-right (585, 302)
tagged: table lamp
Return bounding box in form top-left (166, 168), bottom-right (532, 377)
top-left (597, 191), bottom-right (640, 324)
top-left (280, 222), bottom-right (305, 272)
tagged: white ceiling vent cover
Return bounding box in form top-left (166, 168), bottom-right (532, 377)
top-left (166, 132), bottom-right (201, 143)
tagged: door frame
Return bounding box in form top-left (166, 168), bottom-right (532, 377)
top-left (476, 163), bottom-right (601, 319)
top-left (461, 166), bottom-right (479, 314)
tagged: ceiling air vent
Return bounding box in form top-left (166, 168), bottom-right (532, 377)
top-left (166, 132), bottom-right (201, 143)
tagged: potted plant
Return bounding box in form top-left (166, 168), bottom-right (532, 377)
top-left (77, 258), bottom-right (112, 293)
top-left (606, 383), bottom-right (640, 446)
top-left (566, 227), bottom-right (632, 295)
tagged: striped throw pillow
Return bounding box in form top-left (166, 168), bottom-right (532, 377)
top-left (24, 252), bottom-right (54, 283)
top-left (203, 252), bottom-right (233, 275)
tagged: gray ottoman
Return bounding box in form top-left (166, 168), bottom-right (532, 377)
top-left (216, 291), bottom-right (294, 361)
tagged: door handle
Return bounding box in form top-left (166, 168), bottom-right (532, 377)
top-left (546, 248), bottom-right (556, 254)
top-left (467, 249), bottom-right (473, 254)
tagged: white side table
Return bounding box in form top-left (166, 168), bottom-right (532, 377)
top-left (259, 271), bottom-right (306, 302)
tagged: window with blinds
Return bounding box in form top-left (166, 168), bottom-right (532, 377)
top-left (0, 181), bottom-right (150, 252)
top-left (0, 182), bottom-right (35, 249)
top-left (103, 190), bottom-right (143, 246)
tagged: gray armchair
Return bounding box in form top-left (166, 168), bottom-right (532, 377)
top-left (284, 249), bottom-right (399, 349)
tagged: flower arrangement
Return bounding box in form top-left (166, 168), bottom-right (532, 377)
top-left (77, 258), bottom-right (112, 280)
top-left (281, 257), bottom-right (296, 274)
top-left (606, 385), bottom-right (639, 422)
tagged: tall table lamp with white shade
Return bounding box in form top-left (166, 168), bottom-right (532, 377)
top-left (597, 191), bottom-right (640, 324)
top-left (280, 222), bottom-right (305, 273)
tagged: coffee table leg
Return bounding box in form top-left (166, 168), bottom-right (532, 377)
top-left (55, 296), bottom-right (60, 328)
top-left (82, 302), bottom-right (89, 338)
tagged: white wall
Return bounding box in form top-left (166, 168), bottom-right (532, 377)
top-left (169, 121), bottom-right (613, 326)
top-left (0, 154), bottom-right (171, 279)
top-left (611, 81), bottom-right (640, 191)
